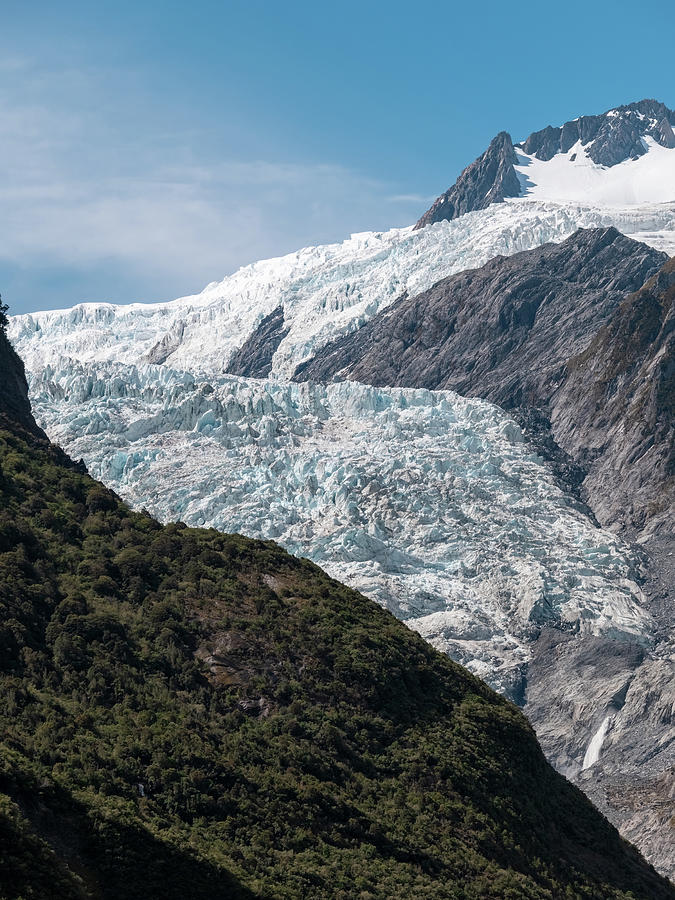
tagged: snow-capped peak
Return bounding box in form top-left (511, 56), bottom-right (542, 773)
top-left (416, 99), bottom-right (675, 228)
top-left (514, 136), bottom-right (675, 206)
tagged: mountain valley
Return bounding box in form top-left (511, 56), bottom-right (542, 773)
top-left (6, 98), bottom-right (675, 886)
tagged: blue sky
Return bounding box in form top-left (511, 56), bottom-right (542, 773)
top-left (2, 0), bottom-right (673, 313)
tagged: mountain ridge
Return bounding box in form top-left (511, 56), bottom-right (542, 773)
top-left (415, 99), bottom-right (675, 228)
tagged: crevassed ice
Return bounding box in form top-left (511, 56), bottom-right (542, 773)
top-left (10, 199), bottom-right (675, 381)
top-left (28, 362), bottom-right (654, 699)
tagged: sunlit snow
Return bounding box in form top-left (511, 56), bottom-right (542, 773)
top-left (515, 138), bottom-right (675, 206)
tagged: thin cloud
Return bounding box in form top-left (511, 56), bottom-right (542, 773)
top-left (386, 193), bottom-right (436, 205)
top-left (0, 57), bottom-right (422, 311)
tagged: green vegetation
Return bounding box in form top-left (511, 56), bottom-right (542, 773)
top-left (0, 366), bottom-right (672, 897)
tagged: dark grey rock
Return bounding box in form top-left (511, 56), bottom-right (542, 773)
top-left (658, 117), bottom-right (675, 149)
top-left (552, 256), bottom-right (675, 541)
top-left (226, 305), bottom-right (289, 378)
top-left (414, 131), bottom-right (521, 229)
top-left (0, 326), bottom-right (46, 437)
top-left (525, 629), bottom-right (675, 881)
top-left (144, 322), bottom-right (186, 365)
top-left (296, 227), bottom-right (665, 408)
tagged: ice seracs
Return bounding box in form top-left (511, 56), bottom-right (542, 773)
top-left (11, 199), bottom-right (675, 382)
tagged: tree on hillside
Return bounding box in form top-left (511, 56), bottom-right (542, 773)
top-left (0, 295), bottom-right (8, 333)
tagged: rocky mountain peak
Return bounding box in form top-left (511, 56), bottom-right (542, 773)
top-left (416, 99), bottom-right (675, 228)
top-left (518, 98), bottom-right (675, 166)
top-left (414, 130), bottom-right (521, 229)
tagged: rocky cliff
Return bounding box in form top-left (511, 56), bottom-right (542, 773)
top-left (0, 322), bottom-right (46, 437)
top-left (414, 131), bottom-right (521, 229)
top-left (226, 305), bottom-right (289, 378)
top-left (553, 256), bottom-right (675, 540)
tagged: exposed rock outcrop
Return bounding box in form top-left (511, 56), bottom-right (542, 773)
top-left (553, 257), bottom-right (675, 540)
top-left (414, 131), bottom-right (521, 228)
top-left (225, 305), bottom-right (289, 378)
top-left (520, 99), bottom-right (675, 166)
top-left (0, 325), bottom-right (46, 437)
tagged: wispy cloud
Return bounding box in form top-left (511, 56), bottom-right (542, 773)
top-left (385, 193), bottom-right (436, 205)
top-left (0, 57), bottom-right (424, 312)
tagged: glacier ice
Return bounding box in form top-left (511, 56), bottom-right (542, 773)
top-left (10, 199), bottom-right (675, 382)
top-left (26, 362), bottom-right (654, 698)
top-left (10, 196), bottom-right (671, 699)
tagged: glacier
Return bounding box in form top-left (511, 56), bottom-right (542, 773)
top-left (11, 199), bottom-right (675, 381)
top-left (26, 361), bottom-right (654, 699)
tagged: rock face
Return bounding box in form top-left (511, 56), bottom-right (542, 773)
top-left (0, 324), bottom-right (45, 437)
top-left (414, 132), bottom-right (521, 229)
top-left (293, 229), bottom-right (675, 879)
top-left (520, 99), bottom-right (675, 166)
top-left (226, 305), bottom-right (289, 378)
top-left (525, 630), bottom-right (675, 879)
top-left (553, 257), bottom-right (675, 541)
top-left (295, 228), bottom-right (666, 406)
top-left (415, 99), bottom-right (675, 227)
top-left (547, 261), bottom-right (675, 876)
